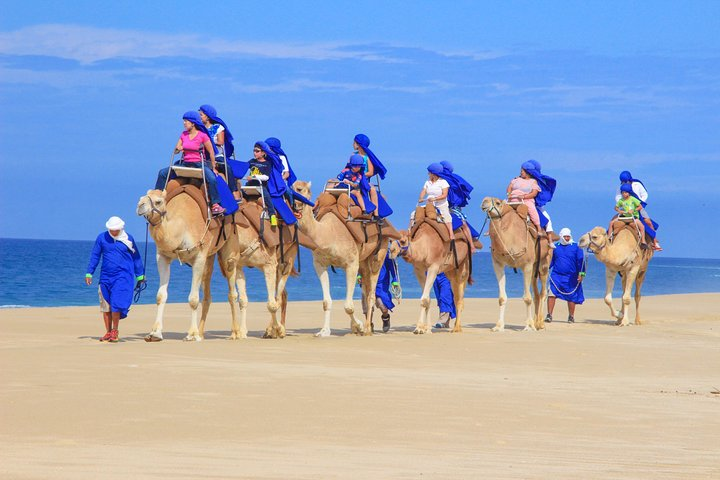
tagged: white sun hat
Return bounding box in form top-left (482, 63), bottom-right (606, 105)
top-left (105, 216), bottom-right (125, 230)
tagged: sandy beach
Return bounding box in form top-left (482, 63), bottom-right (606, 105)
top-left (1, 293), bottom-right (718, 479)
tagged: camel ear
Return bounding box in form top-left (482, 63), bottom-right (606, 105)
top-left (307, 181), bottom-right (312, 189)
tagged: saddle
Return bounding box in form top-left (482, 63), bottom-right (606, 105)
top-left (314, 191), bottom-right (402, 244)
top-left (237, 200), bottom-right (312, 249)
top-left (410, 203), bottom-right (475, 249)
top-left (165, 181), bottom-right (245, 255)
top-left (610, 218), bottom-right (650, 245)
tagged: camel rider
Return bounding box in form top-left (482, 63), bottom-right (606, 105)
top-left (249, 141), bottom-right (299, 226)
top-left (615, 171), bottom-right (661, 251)
top-left (199, 104), bottom-right (238, 198)
top-left (507, 165), bottom-right (544, 236)
top-left (353, 133), bottom-right (388, 180)
top-left (521, 160), bottom-right (557, 240)
top-left (155, 111), bottom-right (225, 215)
top-left (85, 216), bottom-right (145, 343)
top-left (419, 163), bottom-right (455, 241)
top-left (433, 272), bottom-right (456, 329)
top-left (265, 137), bottom-right (297, 187)
top-left (437, 160), bottom-right (477, 253)
top-left (545, 228), bottom-right (585, 324)
top-left (613, 183), bottom-right (648, 248)
top-left (337, 154), bottom-right (372, 214)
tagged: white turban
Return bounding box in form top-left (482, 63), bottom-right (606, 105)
top-left (105, 216), bottom-right (125, 230)
top-left (558, 227), bottom-right (573, 245)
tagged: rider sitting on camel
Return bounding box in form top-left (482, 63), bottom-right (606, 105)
top-left (418, 163), bottom-right (455, 242)
top-left (611, 184), bottom-right (647, 248)
top-left (506, 165), bottom-right (545, 236)
top-left (336, 154), bottom-right (371, 214)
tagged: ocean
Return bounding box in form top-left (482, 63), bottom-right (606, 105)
top-left (1, 238), bottom-right (719, 308)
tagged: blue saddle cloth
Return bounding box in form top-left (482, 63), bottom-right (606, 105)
top-left (270, 190), bottom-right (315, 225)
top-left (450, 211), bottom-right (479, 237)
top-left (350, 191), bottom-right (393, 218)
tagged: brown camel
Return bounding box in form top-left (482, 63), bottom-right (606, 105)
top-left (136, 188), bottom-right (236, 341)
top-left (291, 181), bottom-right (389, 337)
top-left (480, 197), bottom-right (551, 332)
top-left (397, 211), bottom-right (476, 334)
top-left (578, 225), bottom-right (653, 326)
top-left (211, 214), bottom-right (300, 340)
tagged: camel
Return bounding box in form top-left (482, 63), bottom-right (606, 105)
top-left (578, 225), bottom-right (653, 326)
top-left (480, 197), bottom-right (552, 332)
top-left (397, 208), bottom-right (477, 334)
top-left (291, 181), bottom-right (389, 337)
top-left (136, 188), bottom-right (236, 341)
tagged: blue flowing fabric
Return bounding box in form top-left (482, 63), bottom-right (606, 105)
top-left (521, 160), bottom-right (556, 208)
top-left (86, 232), bottom-right (144, 318)
top-left (441, 161), bottom-right (473, 206)
top-left (432, 273), bottom-right (456, 318)
top-left (549, 243), bottom-right (585, 304)
top-left (183, 111), bottom-right (218, 155)
top-left (199, 105), bottom-right (234, 158)
top-left (215, 175), bottom-right (238, 215)
top-left (266, 137), bottom-right (298, 187)
top-left (450, 212), bottom-right (480, 237)
top-left (354, 134), bottom-right (387, 179)
top-left (375, 254), bottom-right (398, 310)
top-left (619, 172), bottom-right (658, 232)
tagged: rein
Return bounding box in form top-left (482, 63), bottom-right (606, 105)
top-left (484, 203), bottom-right (529, 260)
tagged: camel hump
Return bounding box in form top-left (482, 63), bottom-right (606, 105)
top-left (166, 183), bottom-right (209, 222)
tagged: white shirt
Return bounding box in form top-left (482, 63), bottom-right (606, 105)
top-left (424, 178), bottom-right (450, 206)
top-left (279, 154), bottom-right (289, 173)
top-left (615, 181), bottom-right (648, 203)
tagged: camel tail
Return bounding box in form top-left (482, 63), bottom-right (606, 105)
top-left (467, 275), bottom-right (474, 286)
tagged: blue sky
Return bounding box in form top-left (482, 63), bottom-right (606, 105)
top-left (1, 1), bottom-right (719, 257)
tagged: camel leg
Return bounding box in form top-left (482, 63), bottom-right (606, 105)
top-left (197, 255), bottom-right (215, 339)
top-left (314, 258), bottom-right (333, 337)
top-left (344, 260), bottom-right (365, 335)
top-left (262, 262), bottom-right (283, 339)
top-left (415, 265), bottom-right (439, 334)
top-left (604, 268), bottom-right (620, 324)
top-left (223, 257), bottom-right (243, 340)
top-left (491, 260), bottom-right (508, 332)
top-left (521, 263), bottom-right (536, 331)
top-left (280, 289), bottom-right (288, 327)
top-left (448, 270), bottom-right (466, 333)
top-left (273, 260), bottom-right (293, 336)
top-left (184, 256), bottom-right (206, 341)
top-left (146, 253), bottom-right (172, 341)
top-left (235, 268), bottom-right (249, 338)
top-left (535, 266), bottom-right (550, 330)
top-left (619, 267), bottom-right (639, 327)
top-left (634, 269), bottom-right (646, 325)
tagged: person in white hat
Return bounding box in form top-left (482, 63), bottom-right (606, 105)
top-left (85, 216), bottom-right (145, 342)
top-left (545, 227), bottom-right (585, 324)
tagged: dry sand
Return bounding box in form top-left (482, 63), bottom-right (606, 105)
top-left (1, 293), bottom-right (719, 479)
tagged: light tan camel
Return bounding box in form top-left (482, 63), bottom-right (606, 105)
top-left (397, 221), bottom-right (475, 334)
top-left (211, 218), bottom-right (299, 340)
top-left (578, 225), bottom-right (653, 326)
top-left (136, 188), bottom-right (235, 341)
top-left (480, 197), bottom-right (551, 332)
top-left (291, 181), bottom-right (388, 337)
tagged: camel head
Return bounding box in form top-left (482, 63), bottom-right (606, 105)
top-left (578, 226), bottom-right (608, 253)
top-left (481, 196), bottom-right (504, 218)
top-left (387, 239), bottom-right (402, 259)
top-left (137, 189), bottom-right (167, 225)
top-left (396, 230), bottom-right (412, 261)
top-left (291, 181), bottom-right (313, 218)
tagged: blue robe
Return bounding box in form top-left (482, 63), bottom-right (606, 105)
top-left (375, 255), bottom-right (398, 310)
top-left (549, 243), bottom-right (585, 304)
top-left (86, 232), bottom-right (144, 318)
top-left (433, 272), bottom-right (456, 318)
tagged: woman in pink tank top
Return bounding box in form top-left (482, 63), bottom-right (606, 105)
top-left (507, 167), bottom-right (542, 230)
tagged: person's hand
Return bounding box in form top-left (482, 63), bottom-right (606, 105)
top-left (85, 275), bottom-right (92, 286)
top-left (427, 195), bottom-right (435, 201)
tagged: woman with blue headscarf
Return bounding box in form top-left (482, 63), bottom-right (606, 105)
top-left (199, 104), bottom-right (239, 198)
top-left (265, 137), bottom-right (297, 187)
top-left (155, 111), bottom-right (225, 215)
top-left (438, 160), bottom-right (477, 253)
top-left (418, 163), bottom-right (455, 241)
top-left (519, 159), bottom-right (557, 239)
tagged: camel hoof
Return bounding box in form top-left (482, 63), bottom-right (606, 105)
top-left (184, 334), bottom-right (202, 342)
top-left (451, 327), bottom-right (462, 333)
top-left (615, 310), bottom-right (624, 320)
top-left (522, 326), bottom-right (537, 332)
top-left (315, 328), bottom-right (331, 338)
top-left (262, 328), bottom-right (275, 339)
top-left (275, 325), bottom-right (286, 339)
top-left (144, 334), bottom-right (162, 342)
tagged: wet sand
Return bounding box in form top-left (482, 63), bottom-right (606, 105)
top-left (1, 293), bottom-right (719, 479)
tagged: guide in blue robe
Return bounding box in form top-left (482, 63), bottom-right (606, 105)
top-left (549, 241), bottom-right (585, 304)
top-left (86, 232), bottom-right (144, 318)
top-left (433, 272), bottom-right (456, 319)
top-left (376, 254), bottom-right (399, 311)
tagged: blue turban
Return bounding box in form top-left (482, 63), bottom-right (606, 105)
top-left (619, 171), bottom-right (632, 182)
top-left (199, 104), bottom-right (233, 158)
top-left (349, 154), bottom-right (365, 167)
top-left (620, 183), bottom-right (633, 193)
top-left (354, 134), bottom-right (387, 179)
top-left (440, 160), bottom-right (454, 173)
top-left (182, 111), bottom-right (217, 154)
top-left (521, 159), bottom-right (556, 207)
top-left (427, 163), bottom-right (443, 175)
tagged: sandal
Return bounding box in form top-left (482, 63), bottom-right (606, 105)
top-left (109, 329), bottom-right (119, 343)
top-left (100, 331), bottom-right (113, 342)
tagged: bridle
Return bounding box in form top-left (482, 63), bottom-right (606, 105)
top-left (141, 195), bottom-right (166, 227)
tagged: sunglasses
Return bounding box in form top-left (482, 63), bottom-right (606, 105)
top-left (253, 148), bottom-right (261, 152)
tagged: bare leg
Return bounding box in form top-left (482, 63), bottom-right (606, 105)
top-left (547, 296), bottom-right (557, 315)
top-left (462, 222), bottom-right (476, 253)
top-left (568, 302), bottom-right (576, 316)
top-left (369, 187), bottom-right (379, 214)
top-left (111, 312), bottom-right (120, 331)
top-left (351, 191), bottom-right (366, 213)
top-left (445, 221), bottom-right (455, 240)
top-left (102, 312), bottom-right (111, 333)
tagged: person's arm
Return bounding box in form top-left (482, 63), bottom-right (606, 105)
top-left (85, 236), bottom-right (103, 285)
top-left (523, 189), bottom-right (538, 199)
top-left (434, 186), bottom-right (449, 202)
top-left (130, 236), bottom-right (145, 281)
top-left (174, 138), bottom-right (183, 154)
top-left (203, 139), bottom-right (216, 170)
top-left (506, 181), bottom-right (513, 197)
top-left (418, 187), bottom-right (427, 202)
top-left (577, 246), bottom-right (586, 281)
top-left (365, 160), bottom-right (375, 178)
top-left (634, 182), bottom-right (648, 202)
top-left (215, 129), bottom-right (225, 147)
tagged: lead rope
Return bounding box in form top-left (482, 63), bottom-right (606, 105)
top-left (547, 250), bottom-right (588, 296)
top-left (133, 224), bottom-right (149, 303)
